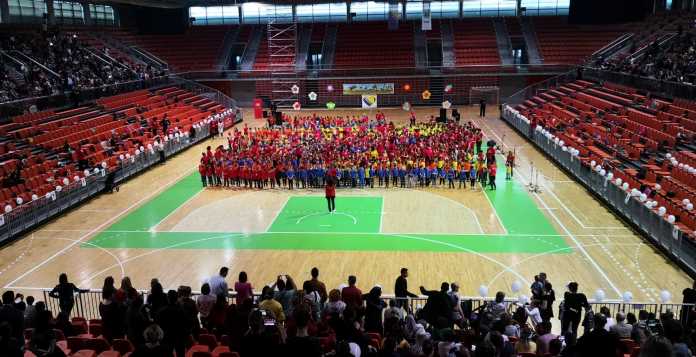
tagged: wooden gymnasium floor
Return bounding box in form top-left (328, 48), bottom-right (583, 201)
top-left (0, 106), bottom-right (692, 305)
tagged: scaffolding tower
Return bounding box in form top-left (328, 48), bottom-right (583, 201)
top-left (267, 20), bottom-right (298, 108)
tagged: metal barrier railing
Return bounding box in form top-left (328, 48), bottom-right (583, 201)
top-left (501, 105), bottom-right (696, 278)
top-left (37, 288), bottom-right (694, 325)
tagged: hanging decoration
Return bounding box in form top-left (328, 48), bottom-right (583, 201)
top-left (442, 100), bottom-right (452, 109)
top-left (421, 90), bottom-right (432, 100)
top-left (326, 101), bottom-right (336, 110)
top-left (291, 85), bottom-right (300, 95)
top-left (292, 101), bottom-right (302, 111)
top-left (402, 102), bottom-right (411, 111)
top-left (403, 83), bottom-right (412, 91)
top-left (308, 91), bottom-right (318, 101)
top-left (326, 84), bottom-right (334, 92)
top-left (444, 84), bottom-right (454, 93)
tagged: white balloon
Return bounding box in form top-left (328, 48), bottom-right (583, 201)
top-left (684, 199), bottom-right (691, 206)
top-left (668, 215), bottom-right (676, 224)
top-left (595, 165), bottom-right (602, 172)
top-left (622, 291), bottom-right (633, 303)
top-left (83, 169), bottom-right (90, 177)
top-left (4, 205), bottom-right (11, 213)
top-left (631, 189), bottom-right (641, 197)
top-left (125, 153), bottom-right (131, 159)
top-left (101, 162), bottom-right (107, 169)
top-left (660, 290), bottom-right (672, 303)
top-left (559, 140), bottom-right (565, 146)
top-left (639, 193), bottom-right (647, 202)
top-left (119, 154), bottom-right (125, 160)
top-left (31, 194), bottom-right (38, 201)
top-left (607, 172), bottom-right (614, 180)
top-left (594, 289), bottom-right (606, 302)
top-left (15, 197), bottom-right (22, 205)
top-left (73, 176), bottom-right (79, 182)
top-left (62, 178), bottom-right (69, 186)
top-left (56, 185), bottom-right (62, 192)
top-left (147, 144), bottom-right (153, 150)
top-left (666, 153), bottom-right (672, 159)
top-left (679, 163), bottom-right (685, 169)
top-left (616, 178), bottom-right (623, 186)
top-left (94, 168), bottom-right (100, 174)
top-left (655, 184), bottom-right (662, 191)
top-left (478, 285), bottom-right (489, 298)
top-left (622, 182), bottom-right (630, 190)
top-left (658, 207), bottom-right (667, 216)
top-left (590, 160), bottom-right (596, 167)
top-left (518, 295), bottom-right (529, 305)
top-left (562, 146), bottom-right (568, 152)
top-left (688, 203), bottom-right (693, 211)
top-left (511, 280), bottom-right (522, 293)
top-left (135, 149), bottom-right (140, 155)
top-left (139, 146), bottom-right (145, 152)
top-left (600, 169), bottom-right (606, 177)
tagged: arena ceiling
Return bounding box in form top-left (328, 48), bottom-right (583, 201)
top-left (107, 0), bottom-right (352, 8)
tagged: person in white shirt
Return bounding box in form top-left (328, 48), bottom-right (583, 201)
top-left (524, 300), bottom-right (543, 327)
top-left (610, 311), bottom-right (633, 338)
top-left (208, 267), bottom-right (229, 297)
top-left (600, 306), bottom-right (616, 332)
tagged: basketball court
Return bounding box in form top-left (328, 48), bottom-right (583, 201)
top-left (0, 107), bottom-right (691, 306)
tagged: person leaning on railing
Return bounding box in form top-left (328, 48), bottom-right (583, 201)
top-left (48, 273), bottom-right (89, 316)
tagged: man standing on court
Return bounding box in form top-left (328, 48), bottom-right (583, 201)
top-left (479, 98), bottom-right (487, 117)
top-left (395, 268), bottom-right (418, 308)
top-left (325, 175), bottom-right (336, 213)
top-left (208, 267), bottom-right (229, 297)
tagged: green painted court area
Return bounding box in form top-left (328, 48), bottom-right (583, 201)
top-left (85, 154), bottom-right (572, 254)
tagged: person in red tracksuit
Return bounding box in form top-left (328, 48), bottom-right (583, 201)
top-left (488, 163), bottom-right (497, 191)
top-left (199, 163), bottom-right (207, 187)
top-left (325, 175), bottom-right (336, 213)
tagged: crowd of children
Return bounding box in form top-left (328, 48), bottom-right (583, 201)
top-left (198, 113), bottom-right (515, 192)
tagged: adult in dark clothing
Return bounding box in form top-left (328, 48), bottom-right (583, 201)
top-left (99, 288), bottom-right (125, 342)
top-left (575, 314), bottom-right (620, 357)
top-left (48, 273), bottom-right (88, 316)
top-left (131, 324), bottom-right (173, 357)
top-left (561, 281), bottom-right (589, 345)
top-left (0, 291), bottom-right (24, 346)
top-left (54, 312), bottom-right (76, 338)
top-left (0, 321), bottom-right (22, 357)
top-left (177, 286), bottom-right (200, 338)
top-left (394, 268), bottom-right (418, 308)
top-left (146, 279), bottom-right (168, 318)
top-left (29, 310), bottom-right (65, 357)
top-left (286, 306), bottom-right (322, 357)
top-left (155, 290), bottom-right (188, 357)
top-left (681, 281), bottom-right (696, 327)
top-left (239, 309), bottom-right (281, 357)
top-left (363, 286), bottom-right (387, 334)
top-left (126, 295), bottom-right (150, 347)
top-left (420, 282), bottom-right (454, 327)
top-left (479, 98), bottom-right (487, 117)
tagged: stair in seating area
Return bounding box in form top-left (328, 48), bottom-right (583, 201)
top-left (492, 18), bottom-right (514, 65)
top-left (519, 17), bottom-right (544, 65)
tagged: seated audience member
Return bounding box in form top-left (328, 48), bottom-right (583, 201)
top-left (259, 285), bottom-right (286, 323)
top-left (273, 275), bottom-right (296, 318)
top-left (286, 307), bottom-right (322, 357)
top-left (576, 314), bottom-right (621, 357)
top-left (234, 271), bottom-right (253, 305)
top-left (196, 283), bottom-right (216, 329)
top-left (240, 309), bottom-right (281, 356)
top-left (536, 321), bottom-right (557, 355)
top-left (515, 326), bottom-right (537, 354)
top-left (28, 310), bottom-right (64, 357)
top-left (609, 311), bottom-right (633, 338)
top-left (131, 324), bottom-right (173, 357)
top-left (324, 289), bottom-right (347, 317)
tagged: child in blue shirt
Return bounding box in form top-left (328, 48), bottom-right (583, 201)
top-left (469, 165), bottom-right (477, 189)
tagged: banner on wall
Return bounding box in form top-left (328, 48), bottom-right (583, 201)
top-left (343, 83), bottom-right (394, 95)
top-left (361, 95), bottom-right (378, 109)
top-left (422, 1), bottom-right (432, 31)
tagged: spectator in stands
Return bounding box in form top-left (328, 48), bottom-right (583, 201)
top-left (208, 267), bottom-right (229, 298)
top-left (48, 273), bottom-right (87, 316)
top-left (125, 294), bottom-right (149, 347)
top-left (541, 281), bottom-right (556, 322)
top-left (99, 283), bottom-right (125, 342)
top-left (102, 276), bottom-right (117, 300)
top-left (681, 281), bottom-right (696, 327)
top-left (610, 311), bottom-right (633, 338)
top-left (286, 306), bottom-right (322, 357)
top-left (395, 267), bottom-right (418, 308)
top-left (561, 281), bottom-right (590, 344)
top-left (207, 294), bottom-right (228, 334)
top-left (639, 335), bottom-right (673, 357)
top-left (600, 306), bottom-right (617, 331)
top-left (363, 285), bottom-right (387, 334)
top-left (536, 321), bottom-right (558, 355)
top-left (115, 276), bottom-right (133, 304)
top-left (196, 283), bottom-right (216, 330)
top-left (664, 319), bottom-right (692, 357)
top-left (324, 289), bottom-right (346, 317)
top-left (177, 286), bottom-right (200, 338)
top-left (131, 324), bottom-right (172, 357)
top-left (304, 267), bottom-right (328, 304)
top-left (272, 275), bottom-right (296, 318)
top-left (156, 290), bottom-right (187, 357)
top-left (240, 309), bottom-right (281, 356)
top-left (28, 310), bottom-right (63, 357)
top-left (515, 326), bottom-right (537, 354)
top-left (576, 314), bottom-right (621, 357)
top-left (23, 295), bottom-right (36, 327)
top-left (259, 286), bottom-right (285, 323)
top-left (54, 311), bottom-right (75, 338)
top-left (0, 319), bottom-right (22, 357)
top-left (500, 313), bottom-right (520, 338)
top-left (341, 275), bottom-right (363, 310)
top-left (420, 282), bottom-right (454, 327)
top-left (147, 279), bottom-right (168, 316)
top-left (234, 271), bottom-right (253, 305)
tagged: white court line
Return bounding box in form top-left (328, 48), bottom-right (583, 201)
top-left (33, 237), bottom-right (127, 280)
top-left (3, 166), bottom-right (197, 289)
top-left (149, 189), bottom-right (205, 232)
top-left (477, 120), bottom-right (623, 298)
top-left (479, 185), bottom-right (508, 234)
top-left (486, 241), bottom-right (646, 286)
top-left (264, 196), bottom-right (289, 232)
top-left (481, 120), bottom-right (626, 230)
top-left (296, 212), bottom-right (358, 225)
top-left (394, 234), bottom-right (530, 285)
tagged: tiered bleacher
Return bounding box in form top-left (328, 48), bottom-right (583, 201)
top-left (333, 23), bottom-right (415, 68)
top-left (451, 19), bottom-right (500, 66)
top-left (0, 86), bottom-right (226, 213)
top-left (515, 79), bottom-right (696, 235)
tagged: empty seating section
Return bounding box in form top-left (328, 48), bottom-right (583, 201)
top-left (334, 23), bottom-right (415, 68)
top-left (253, 33), bottom-right (269, 71)
top-left (534, 17), bottom-right (627, 64)
top-left (23, 320), bottom-right (240, 357)
top-left (0, 87), bottom-right (223, 212)
top-left (112, 26), bottom-right (229, 71)
top-left (452, 19), bottom-right (500, 65)
top-left (516, 80), bottom-right (696, 235)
